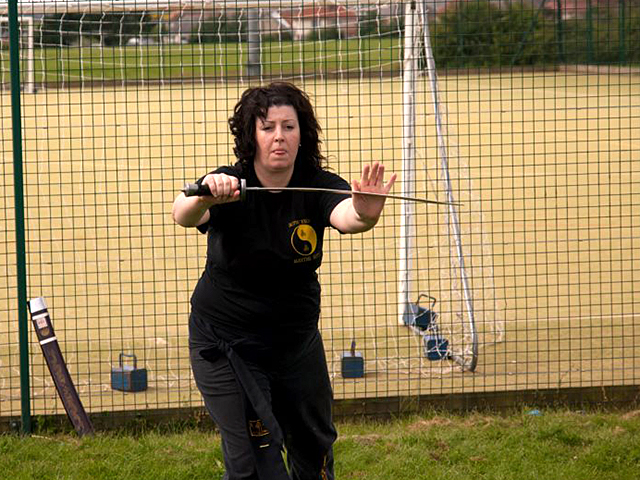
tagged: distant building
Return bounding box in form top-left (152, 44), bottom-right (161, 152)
top-left (542, 0), bottom-right (618, 19)
top-left (163, 8), bottom-right (212, 44)
top-left (276, 4), bottom-right (360, 40)
top-left (433, 0), bottom-right (620, 20)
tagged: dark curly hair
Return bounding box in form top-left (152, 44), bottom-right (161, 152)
top-left (228, 82), bottom-right (326, 172)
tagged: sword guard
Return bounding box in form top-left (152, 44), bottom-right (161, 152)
top-left (239, 178), bottom-right (247, 202)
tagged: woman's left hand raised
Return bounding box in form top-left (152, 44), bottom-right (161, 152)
top-left (351, 162), bottom-right (397, 224)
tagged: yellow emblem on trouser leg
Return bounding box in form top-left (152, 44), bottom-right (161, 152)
top-left (249, 419), bottom-right (270, 437)
top-left (249, 419), bottom-right (271, 448)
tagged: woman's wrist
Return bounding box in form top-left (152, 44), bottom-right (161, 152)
top-left (352, 207), bottom-right (379, 230)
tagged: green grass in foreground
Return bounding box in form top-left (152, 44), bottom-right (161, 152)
top-left (1, 409), bottom-right (639, 480)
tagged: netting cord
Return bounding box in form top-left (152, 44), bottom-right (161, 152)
top-left (421, 1), bottom-right (478, 372)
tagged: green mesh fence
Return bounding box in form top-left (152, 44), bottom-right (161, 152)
top-left (1, 0), bottom-right (639, 429)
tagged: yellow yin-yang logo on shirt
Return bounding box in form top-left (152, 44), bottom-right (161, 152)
top-left (291, 224), bottom-right (318, 256)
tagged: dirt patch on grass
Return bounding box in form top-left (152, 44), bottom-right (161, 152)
top-left (408, 417), bottom-right (453, 431)
top-left (621, 410), bottom-right (640, 420)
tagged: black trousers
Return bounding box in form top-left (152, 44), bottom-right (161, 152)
top-left (189, 312), bottom-right (337, 480)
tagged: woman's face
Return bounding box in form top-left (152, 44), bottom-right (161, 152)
top-left (254, 104), bottom-right (300, 180)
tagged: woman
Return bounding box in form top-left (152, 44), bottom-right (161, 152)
top-left (172, 82), bottom-right (396, 480)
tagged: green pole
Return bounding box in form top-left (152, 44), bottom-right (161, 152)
top-left (556, 0), bottom-right (565, 63)
top-left (586, 0), bottom-right (594, 64)
top-left (8, 0), bottom-right (31, 434)
top-left (619, 0), bottom-right (626, 64)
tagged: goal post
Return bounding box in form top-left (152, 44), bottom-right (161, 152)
top-left (1, 14), bottom-right (34, 93)
top-left (398, 0), bottom-right (417, 329)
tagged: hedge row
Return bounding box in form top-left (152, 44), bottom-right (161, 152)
top-left (430, 1), bottom-right (640, 67)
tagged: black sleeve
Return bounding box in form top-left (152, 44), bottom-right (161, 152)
top-left (194, 165), bottom-right (242, 234)
top-left (313, 169), bottom-right (351, 228)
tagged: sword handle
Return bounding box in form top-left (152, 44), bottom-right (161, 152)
top-left (182, 178), bottom-right (246, 201)
top-left (181, 182), bottom-right (209, 196)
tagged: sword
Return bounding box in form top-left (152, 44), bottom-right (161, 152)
top-left (181, 179), bottom-right (458, 206)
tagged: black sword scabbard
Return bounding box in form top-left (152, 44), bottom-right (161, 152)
top-left (28, 297), bottom-right (94, 437)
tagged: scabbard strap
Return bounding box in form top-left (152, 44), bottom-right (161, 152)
top-left (200, 336), bottom-right (290, 480)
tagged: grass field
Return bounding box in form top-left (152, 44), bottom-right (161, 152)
top-left (1, 409), bottom-right (640, 480)
top-left (1, 71), bottom-right (639, 422)
top-left (0, 39), bottom-right (402, 86)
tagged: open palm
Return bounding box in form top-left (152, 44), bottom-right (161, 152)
top-left (352, 162), bottom-right (397, 222)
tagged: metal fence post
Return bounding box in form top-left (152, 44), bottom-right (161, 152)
top-left (247, 7), bottom-right (261, 78)
top-left (556, 0), bottom-right (565, 63)
top-left (586, 0), bottom-right (594, 64)
top-left (619, 0), bottom-right (626, 64)
top-left (8, 0), bottom-right (31, 435)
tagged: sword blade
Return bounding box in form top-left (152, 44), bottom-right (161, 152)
top-left (181, 182), bottom-right (458, 206)
top-left (244, 186), bottom-right (457, 206)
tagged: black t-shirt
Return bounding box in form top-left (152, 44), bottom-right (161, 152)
top-left (190, 162), bottom-right (350, 339)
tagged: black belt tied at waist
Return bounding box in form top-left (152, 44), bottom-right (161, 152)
top-left (199, 334), bottom-right (291, 480)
